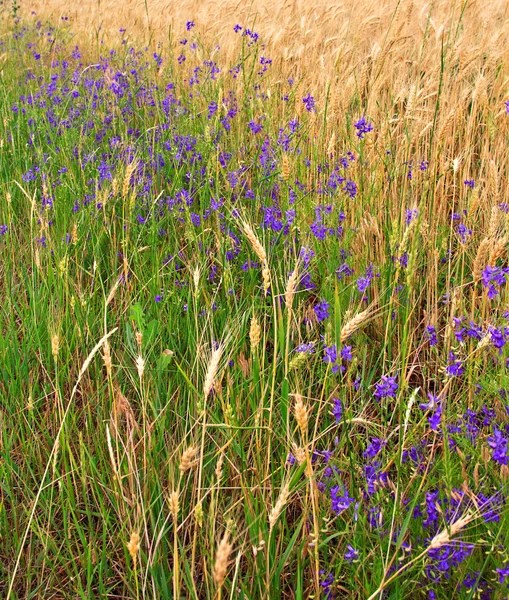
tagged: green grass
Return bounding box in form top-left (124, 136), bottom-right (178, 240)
top-left (0, 6), bottom-right (509, 599)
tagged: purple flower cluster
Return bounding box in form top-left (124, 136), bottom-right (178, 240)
top-left (330, 484), bottom-right (355, 515)
top-left (419, 393), bottom-right (442, 431)
top-left (302, 94), bottom-right (315, 112)
top-left (445, 351), bottom-right (464, 377)
top-left (425, 325), bottom-right (438, 346)
top-left (314, 300), bottom-right (330, 322)
top-left (373, 375), bottom-right (398, 401)
top-left (487, 428), bottom-right (509, 465)
top-left (405, 208), bottom-right (418, 224)
top-left (354, 116), bottom-right (373, 139)
top-left (482, 265), bottom-right (509, 298)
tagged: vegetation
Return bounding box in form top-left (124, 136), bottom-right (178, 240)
top-left (1, 1), bottom-right (509, 597)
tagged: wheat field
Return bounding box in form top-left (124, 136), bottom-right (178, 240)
top-left (1, 0), bottom-right (509, 598)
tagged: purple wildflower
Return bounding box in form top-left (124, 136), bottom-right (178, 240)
top-left (496, 564), bottom-right (509, 585)
top-left (428, 404), bottom-right (443, 431)
top-left (295, 342), bottom-right (315, 353)
top-left (487, 428), bottom-right (509, 465)
top-left (481, 265), bottom-right (509, 299)
top-left (320, 572), bottom-right (335, 599)
top-left (364, 438), bottom-right (385, 459)
top-left (406, 208), bottom-right (419, 224)
top-left (456, 223), bottom-right (472, 243)
top-left (425, 325), bottom-right (438, 346)
top-left (332, 398), bottom-right (342, 423)
top-left (314, 300), bottom-right (330, 322)
top-left (354, 116), bottom-right (373, 139)
top-left (420, 392), bottom-right (438, 411)
top-left (344, 545), bottom-right (359, 563)
top-left (374, 375), bottom-right (398, 401)
top-left (330, 485), bottom-right (355, 514)
top-left (302, 94), bottom-right (315, 112)
top-left (340, 345), bottom-right (353, 361)
top-left (445, 351), bottom-right (464, 377)
top-left (323, 345), bottom-right (338, 373)
top-left (248, 120), bottom-right (263, 134)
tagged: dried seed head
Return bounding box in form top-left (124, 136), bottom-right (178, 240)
top-left (136, 355), bottom-right (145, 380)
top-left (473, 462), bottom-right (480, 487)
top-left (438, 110), bottom-right (455, 139)
top-left (481, 445), bottom-right (491, 465)
top-left (194, 501), bottom-right (203, 527)
top-left (473, 238), bottom-right (492, 283)
top-left (489, 236), bottom-right (507, 264)
top-left (51, 333), bottom-right (60, 359)
top-left (127, 531), bottom-right (140, 563)
top-left (488, 205), bottom-right (500, 238)
top-left (136, 331), bottom-right (143, 348)
top-left (428, 513), bottom-right (472, 550)
top-left (489, 160), bottom-right (499, 199)
top-left (477, 333), bottom-right (491, 350)
top-left (215, 453), bottom-right (224, 483)
top-left (340, 307), bottom-right (372, 343)
top-left (204, 344), bottom-right (222, 399)
top-left (106, 278), bottom-right (120, 306)
top-left (193, 265), bottom-right (200, 291)
top-left (168, 490), bottom-right (179, 519)
top-left (180, 446), bottom-right (198, 472)
top-left (294, 394), bottom-right (308, 436)
top-left (282, 153), bottom-right (290, 181)
top-left (469, 189), bottom-right (480, 215)
top-left (291, 442), bottom-right (306, 465)
top-left (262, 264), bottom-right (271, 293)
top-left (242, 221), bottom-right (267, 263)
top-left (268, 482), bottom-right (290, 530)
top-left (285, 267), bottom-right (299, 310)
top-left (500, 464), bottom-right (509, 482)
top-left (213, 532), bottom-right (232, 587)
top-left (406, 83), bottom-right (417, 116)
top-left (103, 339), bottom-right (113, 377)
top-left (123, 161), bottom-right (138, 201)
top-left (249, 316), bottom-right (261, 350)
top-left (114, 385), bottom-right (139, 431)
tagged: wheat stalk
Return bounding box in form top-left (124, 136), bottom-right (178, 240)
top-left (340, 307), bottom-right (373, 342)
top-left (268, 481), bottom-right (291, 530)
top-left (213, 532), bottom-right (233, 587)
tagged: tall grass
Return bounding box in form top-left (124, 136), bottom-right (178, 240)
top-left (0, 1), bottom-right (509, 598)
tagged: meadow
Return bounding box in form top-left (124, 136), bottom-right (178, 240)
top-left (1, 0), bottom-right (509, 597)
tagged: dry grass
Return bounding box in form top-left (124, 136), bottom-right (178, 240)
top-left (22, 0), bottom-right (509, 217)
